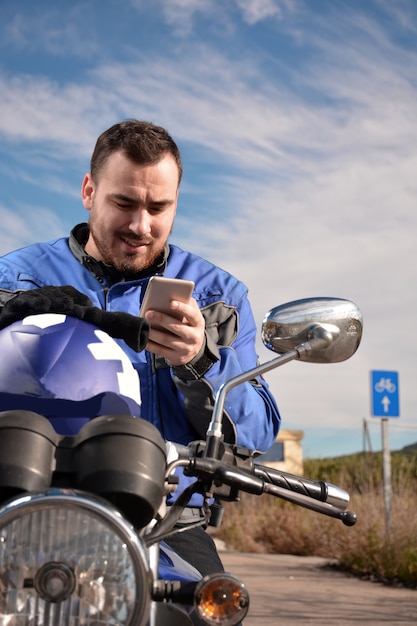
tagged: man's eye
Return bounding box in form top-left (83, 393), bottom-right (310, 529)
top-left (150, 204), bottom-right (169, 213)
top-left (116, 201), bottom-right (133, 209)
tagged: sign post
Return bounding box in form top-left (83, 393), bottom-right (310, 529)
top-left (370, 370), bottom-right (400, 542)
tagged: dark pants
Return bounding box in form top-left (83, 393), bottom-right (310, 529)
top-left (164, 526), bottom-right (224, 576)
top-left (164, 527), bottom-right (228, 626)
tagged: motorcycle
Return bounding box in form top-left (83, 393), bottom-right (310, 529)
top-left (0, 296), bottom-right (362, 625)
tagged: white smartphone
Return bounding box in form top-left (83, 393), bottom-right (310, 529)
top-left (139, 277), bottom-right (195, 324)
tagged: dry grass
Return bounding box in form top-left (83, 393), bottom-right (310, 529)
top-left (213, 451), bottom-right (417, 587)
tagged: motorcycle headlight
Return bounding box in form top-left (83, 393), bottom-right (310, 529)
top-left (0, 490), bottom-right (151, 626)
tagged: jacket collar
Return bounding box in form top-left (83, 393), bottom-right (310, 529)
top-left (69, 223), bottom-right (168, 285)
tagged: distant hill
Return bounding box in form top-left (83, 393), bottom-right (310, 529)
top-left (304, 447), bottom-right (417, 488)
top-left (402, 441), bottom-right (417, 451)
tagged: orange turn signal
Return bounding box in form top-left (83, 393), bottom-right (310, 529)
top-left (194, 572), bottom-right (249, 625)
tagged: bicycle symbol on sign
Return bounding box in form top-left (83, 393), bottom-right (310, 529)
top-left (374, 377), bottom-right (396, 393)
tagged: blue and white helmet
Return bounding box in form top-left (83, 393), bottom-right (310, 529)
top-left (0, 313), bottom-right (142, 435)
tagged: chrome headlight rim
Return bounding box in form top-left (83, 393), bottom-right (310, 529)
top-left (0, 488), bottom-right (151, 626)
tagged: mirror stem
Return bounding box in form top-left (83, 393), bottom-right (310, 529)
top-left (205, 349), bottom-right (298, 459)
top-left (204, 332), bottom-right (333, 460)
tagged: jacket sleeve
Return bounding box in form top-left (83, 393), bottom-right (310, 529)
top-left (172, 292), bottom-right (281, 453)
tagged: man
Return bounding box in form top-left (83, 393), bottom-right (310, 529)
top-left (0, 119), bottom-right (280, 577)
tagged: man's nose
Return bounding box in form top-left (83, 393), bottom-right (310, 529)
top-left (129, 210), bottom-right (151, 234)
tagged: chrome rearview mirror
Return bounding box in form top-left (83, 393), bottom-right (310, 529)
top-left (205, 297), bottom-right (363, 458)
top-left (261, 297), bottom-right (362, 363)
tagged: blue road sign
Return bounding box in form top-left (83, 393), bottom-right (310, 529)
top-left (371, 370), bottom-right (400, 417)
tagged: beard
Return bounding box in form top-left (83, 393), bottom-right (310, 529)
top-left (88, 217), bottom-right (168, 275)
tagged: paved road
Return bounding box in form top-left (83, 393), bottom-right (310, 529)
top-left (220, 551), bottom-right (416, 625)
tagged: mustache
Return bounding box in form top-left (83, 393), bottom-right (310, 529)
top-left (119, 233), bottom-right (153, 244)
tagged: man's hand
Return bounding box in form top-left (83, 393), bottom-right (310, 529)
top-left (144, 297), bottom-right (205, 366)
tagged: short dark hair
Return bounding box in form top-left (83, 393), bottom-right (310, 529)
top-left (90, 119), bottom-right (183, 184)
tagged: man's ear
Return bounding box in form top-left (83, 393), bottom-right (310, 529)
top-left (81, 173), bottom-right (94, 211)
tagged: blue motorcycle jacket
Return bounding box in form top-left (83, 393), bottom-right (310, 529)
top-left (0, 223), bottom-right (280, 453)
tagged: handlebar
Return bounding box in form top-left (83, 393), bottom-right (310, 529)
top-left (253, 463), bottom-right (350, 510)
top-left (184, 456), bottom-right (357, 527)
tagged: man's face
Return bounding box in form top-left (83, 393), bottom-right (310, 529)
top-left (81, 150), bottom-right (179, 274)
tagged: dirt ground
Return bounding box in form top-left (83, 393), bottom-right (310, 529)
top-left (220, 551), bottom-right (416, 625)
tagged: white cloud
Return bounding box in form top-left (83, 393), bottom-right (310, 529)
top-left (130, 0), bottom-right (296, 36)
top-left (0, 204), bottom-right (68, 255)
top-left (375, 0), bottom-right (417, 35)
top-left (3, 5), bottom-right (98, 57)
top-left (235, 0), bottom-right (293, 25)
top-left (0, 74), bottom-right (110, 153)
top-left (130, 0), bottom-right (218, 37)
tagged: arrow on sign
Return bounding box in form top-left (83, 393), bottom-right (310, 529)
top-left (382, 396), bottom-right (391, 413)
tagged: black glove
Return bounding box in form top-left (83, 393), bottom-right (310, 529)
top-left (0, 286), bottom-right (149, 353)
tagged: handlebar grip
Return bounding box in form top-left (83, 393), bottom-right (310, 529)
top-left (253, 463), bottom-right (349, 510)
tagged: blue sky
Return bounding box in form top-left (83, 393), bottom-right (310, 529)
top-left (1, 0), bottom-right (416, 458)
